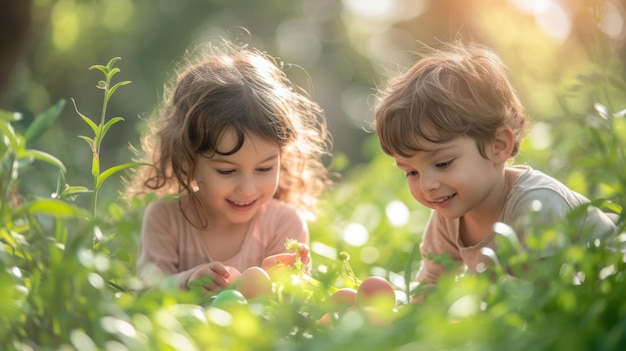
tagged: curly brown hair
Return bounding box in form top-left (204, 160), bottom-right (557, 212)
top-left (125, 38), bottom-right (332, 222)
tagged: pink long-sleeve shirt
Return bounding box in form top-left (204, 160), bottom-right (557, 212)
top-left (137, 197), bottom-right (308, 289)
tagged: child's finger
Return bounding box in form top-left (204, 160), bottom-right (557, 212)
top-left (210, 262), bottom-right (229, 277)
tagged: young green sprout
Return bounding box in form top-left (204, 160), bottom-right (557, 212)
top-left (284, 238), bottom-right (305, 276)
top-left (339, 252), bottom-right (361, 288)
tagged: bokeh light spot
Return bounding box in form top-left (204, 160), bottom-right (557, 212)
top-left (342, 222), bottom-right (369, 246)
top-left (51, 0), bottom-right (80, 52)
top-left (601, 1), bottom-right (626, 40)
top-left (360, 246), bottom-right (380, 264)
top-left (534, 0), bottom-right (571, 41)
top-left (385, 200), bottom-right (410, 227)
top-left (529, 121), bottom-right (552, 150)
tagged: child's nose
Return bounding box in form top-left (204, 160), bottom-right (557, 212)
top-left (420, 173), bottom-right (440, 192)
top-left (236, 174), bottom-right (256, 194)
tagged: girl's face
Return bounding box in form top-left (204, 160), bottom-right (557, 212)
top-left (194, 130), bottom-right (280, 228)
top-left (392, 136), bottom-right (504, 220)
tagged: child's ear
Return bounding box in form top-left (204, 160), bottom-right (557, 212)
top-left (492, 127), bottom-right (514, 165)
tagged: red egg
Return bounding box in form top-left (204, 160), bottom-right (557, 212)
top-left (234, 266), bottom-right (272, 300)
top-left (356, 276), bottom-right (396, 311)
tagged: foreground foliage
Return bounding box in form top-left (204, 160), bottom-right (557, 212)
top-left (1, 56), bottom-right (625, 350)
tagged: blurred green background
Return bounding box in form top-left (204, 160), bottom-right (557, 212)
top-left (1, 4), bottom-right (626, 345)
top-left (5, 0), bottom-right (626, 206)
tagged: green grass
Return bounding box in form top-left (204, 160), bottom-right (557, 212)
top-left (0, 56), bottom-right (624, 351)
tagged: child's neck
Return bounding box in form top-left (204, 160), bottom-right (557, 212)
top-left (459, 167), bottom-right (523, 246)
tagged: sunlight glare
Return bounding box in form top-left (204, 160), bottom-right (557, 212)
top-left (534, 1), bottom-right (571, 41)
top-left (601, 1), bottom-right (626, 40)
top-left (342, 222), bottom-right (369, 246)
top-left (509, 0), bottom-right (571, 41)
top-left (529, 121), bottom-right (552, 150)
top-left (385, 200), bottom-right (410, 227)
top-left (311, 241), bottom-right (338, 260)
top-left (342, 0), bottom-right (428, 22)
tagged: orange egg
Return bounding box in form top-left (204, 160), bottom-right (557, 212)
top-left (356, 276), bottom-right (396, 311)
top-left (329, 288), bottom-right (357, 312)
top-left (234, 266), bottom-right (272, 300)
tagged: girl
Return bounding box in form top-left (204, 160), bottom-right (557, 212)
top-left (126, 37), bottom-right (332, 297)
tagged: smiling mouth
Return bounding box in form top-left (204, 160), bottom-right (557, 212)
top-left (430, 194), bottom-right (456, 204)
top-left (228, 199), bottom-right (256, 207)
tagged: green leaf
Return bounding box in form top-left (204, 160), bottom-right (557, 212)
top-left (96, 162), bottom-right (150, 190)
top-left (106, 67), bottom-right (121, 82)
top-left (106, 81), bottom-right (131, 101)
top-left (0, 110), bottom-right (23, 122)
top-left (13, 199), bottom-right (91, 219)
top-left (19, 149), bottom-right (67, 173)
top-left (594, 103), bottom-right (609, 120)
top-left (78, 136), bottom-right (95, 150)
top-left (60, 186), bottom-right (91, 199)
top-left (101, 117), bottom-right (124, 139)
top-left (71, 98), bottom-right (99, 135)
top-left (55, 171), bottom-right (67, 198)
top-left (88, 64), bottom-right (107, 75)
top-left (0, 119), bottom-right (20, 152)
top-left (24, 99), bottom-right (66, 143)
top-left (105, 57), bottom-right (122, 70)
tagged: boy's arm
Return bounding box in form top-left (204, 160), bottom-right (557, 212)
top-left (415, 212), bottom-right (462, 285)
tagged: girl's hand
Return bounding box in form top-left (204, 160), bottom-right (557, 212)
top-left (188, 262), bottom-right (238, 293)
top-left (261, 243), bottom-right (311, 272)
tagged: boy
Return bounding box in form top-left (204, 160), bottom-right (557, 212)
top-left (374, 42), bottom-right (618, 286)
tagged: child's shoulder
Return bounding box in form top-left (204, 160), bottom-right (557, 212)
top-left (507, 165), bottom-right (591, 209)
top-left (510, 165), bottom-right (567, 192)
top-left (144, 196), bottom-right (180, 215)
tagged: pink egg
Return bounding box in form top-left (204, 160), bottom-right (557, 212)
top-left (330, 288), bottom-right (357, 312)
top-left (235, 266), bottom-right (272, 300)
top-left (356, 276), bottom-right (396, 311)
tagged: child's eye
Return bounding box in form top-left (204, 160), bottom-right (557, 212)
top-left (435, 159), bottom-right (454, 168)
top-left (405, 170), bottom-right (418, 178)
top-left (216, 169), bottom-right (235, 175)
top-left (256, 166), bottom-right (274, 173)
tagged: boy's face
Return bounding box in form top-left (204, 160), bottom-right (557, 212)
top-left (194, 130), bottom-right (280, 228)
top-left (392, 136), bottom-right (504, 220)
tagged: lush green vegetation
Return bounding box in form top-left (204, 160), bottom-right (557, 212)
top-left (1, 38), bottom-right (625, 349)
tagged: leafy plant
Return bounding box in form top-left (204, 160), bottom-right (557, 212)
top-left (68, 57), bottom-right (148, 250)
top-left (1, 48), bottom-right (625, 350)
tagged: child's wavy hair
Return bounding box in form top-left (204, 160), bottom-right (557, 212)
top-left (125, 38), bottom-right (332, 222)
top-left (374, 41), bottom-right (528, 159)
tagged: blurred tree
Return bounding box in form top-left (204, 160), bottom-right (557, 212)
top-left (0, 0), bottom-right (32, 104)
top-left (6, 0), bottom-right (626, 205)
